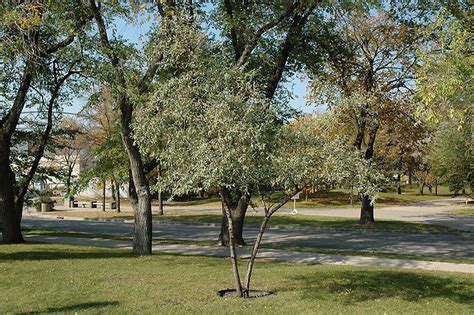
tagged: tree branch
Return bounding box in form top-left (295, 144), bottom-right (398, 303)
top-left (236, 2), bottom-right (299, 67)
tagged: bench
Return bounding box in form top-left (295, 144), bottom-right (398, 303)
top-left (72, 200), bottom-right (97, 208)
top-left (95, 201), bottom-right (116, 210)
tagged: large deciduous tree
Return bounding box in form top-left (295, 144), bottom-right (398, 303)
top-left (307, 7), bottom-right (423, 224)
top-left (87, 0), bottom-right (173, 255)
top-left (0, 1), bottom-right (91, 243)
top-left (210, 1), bottom-right (327, 245)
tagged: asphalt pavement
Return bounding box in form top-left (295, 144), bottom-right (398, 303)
top-left (21, 215), bottom-right (474, 259)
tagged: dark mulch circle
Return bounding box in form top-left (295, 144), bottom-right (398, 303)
top-left (217, 288), bottom-right (274, 298)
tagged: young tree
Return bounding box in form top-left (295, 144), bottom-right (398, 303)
top-left (0, 1), bottom-right (91, 243)
top-left (429, 122), bottom-right (473, 195)
top-left (134, 22), bottom-right (381, 297)
top-left (78, 85), bottom-right (128, 212)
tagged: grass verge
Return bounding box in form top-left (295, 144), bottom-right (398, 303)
top-left (0, 243), bottom-right (473, 314)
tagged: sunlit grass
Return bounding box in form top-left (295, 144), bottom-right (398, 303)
top-left (1, 243), bottom-right (473, 314)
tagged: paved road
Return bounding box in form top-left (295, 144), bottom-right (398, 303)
top-left (22, 216), bottom-right (474, 259)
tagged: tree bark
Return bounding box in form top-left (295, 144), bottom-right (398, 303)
top-left (219, 188), bottom-right (243, 297)
top-left (358, 125), bottom-right (378, 224)
top-left (157, 160), bottom-right (163, 215)
top-left (419, 182), bottom-right (425, 195)
top-left (0, 154), bottom-right (24, 243)
top-left (244, 214), bottom-right (270, 295)
top-left (102, 179), bottom-right (106, 212)
top-left (265, 7), bottom-right (314, 100)
top-left (218, 189), bottom-right (249, 246)
top-left (115, 180), bottom-right (121, 212)
top-left (359, 194), bottom-right (374, 224)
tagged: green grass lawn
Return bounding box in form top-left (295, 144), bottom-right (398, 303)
top-left (1, 244), bottom-right (473, 314)
top-left (56, 185), bottom-right (466, 212)
top-left (154, 184), bottom-right (461, 209)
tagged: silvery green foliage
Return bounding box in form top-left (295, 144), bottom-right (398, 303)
top-left (133, 16), bottom-right (275, 196)
top-left (133, 16), bottom-right (382, 201)
top-left (272, 115), bottom-right (384, 202)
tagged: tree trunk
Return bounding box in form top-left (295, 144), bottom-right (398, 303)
top-left (157, 160), bottom-right (164, 215)
top-left (359, 194), bottom-right (374, 225)
top-left (115, 181), bottom-right (121, 212)
top-left (102, 179), bottom-right (106, 211)
top-left (435, 178), bottom-right (438, 196)
top-left (157, 188), bottom-right (164, 215)
top-left (419, 182), bottom-right (425, 195)
top-left (397, 154), bottom-right (403, 195)
top-left (219, 188), bottom-right (243, 297)
top-left (0, 156), bottom-right (24, 243)
top-left (397, 173), bottom-right (402, 195)
top-left (244, 214), bottom-right (270, 295)
top-left (218, 191), bottom-right (249, 247)
top-left (66, 169), bottom-right (73, 197)
top-left (111, 178), bottom-right (116, 202)
top-left (358, 125), bottom-right (378, 224)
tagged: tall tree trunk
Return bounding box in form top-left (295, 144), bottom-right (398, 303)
top-left (111, 178), bottom-right (116, 202)
top-left (115, 181), bottom-right (121, 212)
top-left (102, 179), bottom-right (106, 212)
top-left (90, 0), bottom-right (153, 255)
top-left (218, 190), bottom-right (249, 246)
top-left (0, 62), bottom-right (35, 244)
top-left (157, 160), bottom-right (163, 215)
top-left (157, 188), bottom-right (164, 215)
top-left (397, 154), bottom-right (403, 195)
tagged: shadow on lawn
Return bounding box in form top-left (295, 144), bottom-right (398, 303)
top-left (0, 247), bottom-right (134, 261)
top-left (286, 269), bottom-right (474, 306)
top-left (19, 301), bottom-right (119, 314)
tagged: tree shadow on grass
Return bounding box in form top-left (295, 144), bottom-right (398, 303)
top-left (0, 246), bottom-right (135, 261)
top-left (284, 269), bottom-right (474, 306)
top-left (18, 301), bottom-right (119, 314)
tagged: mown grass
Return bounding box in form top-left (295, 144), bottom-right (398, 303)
top-left (0, 243), bottom-right (473, 314)
top-left (57, 185), bottom-right (464, 211)
top-left (47, 211), bottom-right (465, 234)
